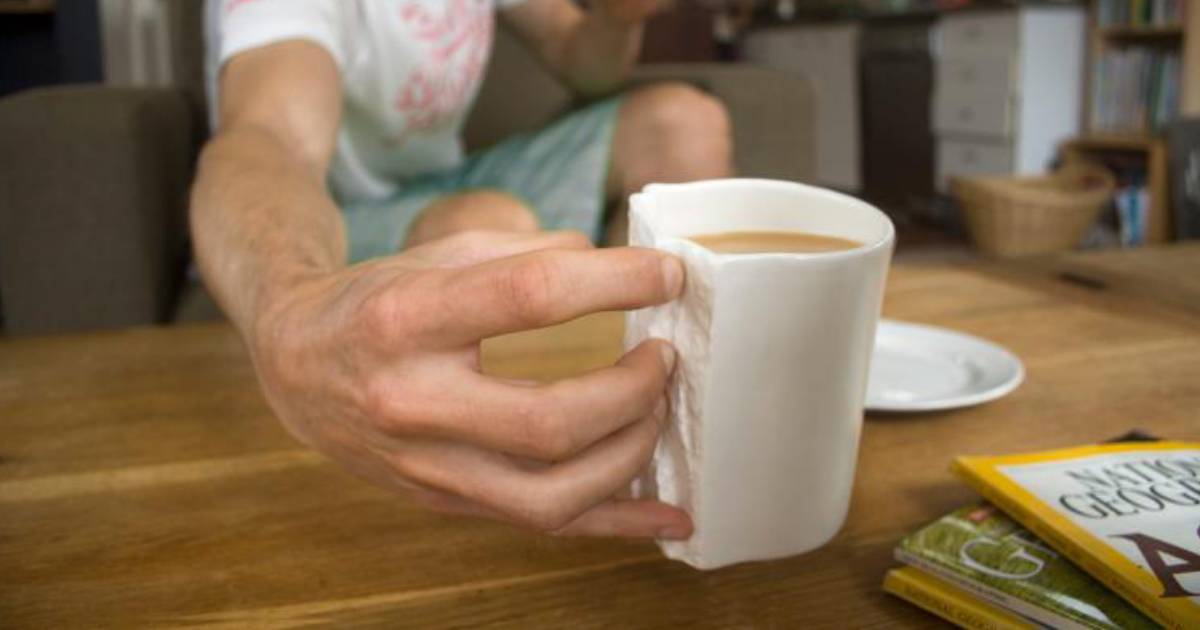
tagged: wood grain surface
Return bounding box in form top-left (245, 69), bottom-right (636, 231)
top-left (2, 246), bottom-right (1199, 629)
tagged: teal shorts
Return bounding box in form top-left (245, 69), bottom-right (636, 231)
top-left (341, 96), bottom-right (623, 263)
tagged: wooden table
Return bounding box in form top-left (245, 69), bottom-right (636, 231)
top-left (3, 245), bottom-right (1199, 628)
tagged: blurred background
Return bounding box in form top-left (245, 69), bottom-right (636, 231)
top-left (0, 0), bottom-right (1197, 335)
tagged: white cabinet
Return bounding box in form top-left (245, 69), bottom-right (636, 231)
top-left (936, 137), bottom-right (1015, 188)
top-left (933, 7), bottom-right (1086, 191)
top-left (744, 23), bottom-right (862, 192)
top-left (940, 11), bottom-right (1019, 53)
top-left (934, 89), bottom-right (1014, 137)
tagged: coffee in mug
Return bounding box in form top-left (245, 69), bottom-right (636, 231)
top-left (687, 230), bottom-right (862, 254)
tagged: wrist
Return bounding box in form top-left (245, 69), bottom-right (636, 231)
top-left (245, 262), bottom-right (332, 354)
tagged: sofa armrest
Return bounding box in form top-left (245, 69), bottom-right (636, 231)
top-left (633, 63), bottom-right (816, 183)
top-left (0, 86), bottom-right (196, 335)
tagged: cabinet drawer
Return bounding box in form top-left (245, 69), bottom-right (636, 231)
top-left (939, 12), bottom-right (1019, 54)
top-left (936, 56), bottom-right (1014, 94)
top-left (937, 138), bottom-right (1013, 192)
top-left (934, 89), bottom-right (1013, 137)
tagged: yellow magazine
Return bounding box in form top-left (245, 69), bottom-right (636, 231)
top-left (954, 441), bottom-right (1200, 629)
top-left (883, 567), bottom-right (1035, 630)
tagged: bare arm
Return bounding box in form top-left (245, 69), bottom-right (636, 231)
top-left (190, 40), bottom-right (344, 337)
top-left (189, 39), bottom-right (691, 540)
top-left (501, 0), bottom-right (670, 98)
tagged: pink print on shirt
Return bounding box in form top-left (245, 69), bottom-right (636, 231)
top-left (224, 0), bottom-right (262, 14)
top-left (393, 0), bottom-right (492, 138)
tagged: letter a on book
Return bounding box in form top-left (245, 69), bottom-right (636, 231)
top-left (1111, 528), bottom-right (1200, 598)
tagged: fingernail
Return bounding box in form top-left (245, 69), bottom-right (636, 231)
top-left (660, 255), bottom-right (684, 298)
top-left (658, 526), bottom-right (691, 540)
top-left (658, 343), bottom-right (676, 374)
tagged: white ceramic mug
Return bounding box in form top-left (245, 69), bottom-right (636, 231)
top-left (625, 179), bottom-right (895, 570)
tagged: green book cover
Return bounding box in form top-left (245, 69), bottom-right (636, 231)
top-left (896, 503), bottom-right (1157, 630)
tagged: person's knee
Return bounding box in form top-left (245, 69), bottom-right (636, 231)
top-left (455, 190), bottom-right (538, 232)
top-left (407, 190), bottom-right (537, 247)
top-left (623, 82), bottom-right (733, 178)
top-left (635, 83), bottom-right (730, 149)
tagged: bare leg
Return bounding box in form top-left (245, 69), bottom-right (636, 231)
top-left (604, 82), bottom-right (734, 245)
top-left (405, 190), bottom-right (539, 248)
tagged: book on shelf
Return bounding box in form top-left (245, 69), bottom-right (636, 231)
top-left (1072, 153), bottom-right (1150, 248)
top-left (1097, 0), bottom-right (1184, 28)
top-left (1116, 178), bottom-right (1149, 246)
top-left (1091, 49), bottom-right (1181, 134)
top-left (953, 441), bottom-right (1200, 629)
top-left (894, 502), bottom-right (1156, 629)
top-left (883, 566), bottom-right (1036, 630)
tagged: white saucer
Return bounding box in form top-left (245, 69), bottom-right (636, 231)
top-left (866, 320), bottom-right (1024, 412)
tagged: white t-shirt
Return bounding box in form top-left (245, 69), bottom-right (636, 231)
top-left (205, 0), bottom-right (527, 205)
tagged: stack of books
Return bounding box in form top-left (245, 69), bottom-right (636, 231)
top-left (1096, 0), bottom-right (1185, 28)
top-left (1090, 50), bottom-right (1182, 134)
top-left (1115, 176), bottom-right (1151, 247)
top-left (884, 440), bottom-right (1200, 629)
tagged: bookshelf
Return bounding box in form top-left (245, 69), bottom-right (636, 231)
top-left (1072, 0), bottom-right (1196, 244)
top-left (1098, 24), bottom-right (1183, 38)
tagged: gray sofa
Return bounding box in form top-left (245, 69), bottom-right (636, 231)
top-left (0, 2), bottom-right (814, 336)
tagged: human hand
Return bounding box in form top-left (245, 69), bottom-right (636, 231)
top-left (596, 0), bottom-right (673, 25)
top-left (248, 230), bottom-right (692, 539)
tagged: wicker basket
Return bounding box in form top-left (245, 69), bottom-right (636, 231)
top-left (952, 163), bottom-right (1116, 257)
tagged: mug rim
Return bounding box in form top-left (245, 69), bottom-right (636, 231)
top-left (634, 178), bottom-right (896, 261)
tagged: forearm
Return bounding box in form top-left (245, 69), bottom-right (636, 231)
top-left (560, 11), bottom-right (643, 97)
top-left (190, 124), bottom-right (346, 338)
